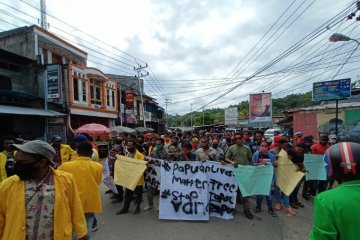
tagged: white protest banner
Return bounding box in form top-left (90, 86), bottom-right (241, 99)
top-left (160, 161), bottom-right (209, 221)
top-left (205, 161), bottom-right (237, 220)
top-left (102, 157), bottom-right (118, 194)
top-left (159, 161), bottom-right (238, 221)
top-left (144, 157), bottom-right (162, 190)
top-left (232, 165), bottom-right (274, 197)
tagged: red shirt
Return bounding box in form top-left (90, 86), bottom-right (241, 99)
top-left (311, 143), bottom-right (329, 155)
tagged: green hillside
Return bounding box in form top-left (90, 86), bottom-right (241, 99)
top-left (168, 91), bottom-right (319, 127)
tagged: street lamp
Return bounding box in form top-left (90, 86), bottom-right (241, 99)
top-left (329, 33), bottom-right (360, 45)
top-left (328, 33), bottom-right (359, 137)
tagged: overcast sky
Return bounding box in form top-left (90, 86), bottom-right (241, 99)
top-left (1, 0), bottom-right (359, 115)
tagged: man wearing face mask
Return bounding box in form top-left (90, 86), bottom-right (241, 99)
top-left (144, 138), bottom-right (169, 211)
top-left (212, 138), bottom-right (224, 160)
top-left (252, 141), bottom-right (277, 217)
top-left (116, 138), bottom-right (145, 215)
top-left (0, 140), bottom-right (87, 240)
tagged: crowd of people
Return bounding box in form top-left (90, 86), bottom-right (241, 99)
top-left (104, 129), bottom-right (337, 219)
top-left (0, 128), bottom-right (359, 239)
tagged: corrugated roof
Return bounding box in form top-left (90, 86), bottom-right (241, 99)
top-left (0, 105), bottom-right (65, 117)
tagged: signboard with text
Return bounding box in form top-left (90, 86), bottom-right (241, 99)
top-left (312, 78), bottom-right (351, 101)
top-left (47, 65), bottom-right (61, 99)
top-left (224, 107), bottom-right (238, 126)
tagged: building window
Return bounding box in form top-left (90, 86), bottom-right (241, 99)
top-left (106, 89), bottom-right (110, 107)
top-left (73, 77), bottom-right (79, 101)
top-left (81, 81), bottom-right (87, 102)
top-left (0, 75), bottom-right (11, 90)
top-left (111, 90), bottom-right (115, 107)
top-left (90, 79), bottom-right (102, 105)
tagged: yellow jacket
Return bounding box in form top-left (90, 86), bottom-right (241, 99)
top-left (0, 169), bottom-right (87, 240)
top-left (72, 149), bottom-right (99, 162)
top-left (58, 157), bottom-right (103, 213)
top-left (0, 152), bottom-right (7, 183)
top-left (126, 150), bottom-right (145, 186)
top-left (58, 144), bottom-right (76, 164)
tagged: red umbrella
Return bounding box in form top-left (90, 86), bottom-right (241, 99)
top-left (75, 123), bottom-right (110, 135)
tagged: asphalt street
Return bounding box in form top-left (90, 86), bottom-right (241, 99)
top-left (92, 184), bottom-right (313, 240)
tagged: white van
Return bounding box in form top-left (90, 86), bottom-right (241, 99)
top-left (264, 128), bottom-right (280, 142)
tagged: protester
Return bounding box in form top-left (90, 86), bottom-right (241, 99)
top-left (219, 133), bottom-right (232, 152)
top-left (309, 135), bottom-right (330, 196)
top-left (310, 142), bottom-right (360, 240)
top-left (51, 135), bottom-right (75, 166)
top-left (273, 142), bottom-right (296, 216)
top-left (250, 130), bottom-right (264, 154)
top-left (177, 142), bottom-right (197, 161)
top-left (195, 136), bottom-right (218, 162)
top-left (252, 141), bottom-right (277, 217)
top-left (288, 143), bottom-right (306, 210)
top-left (58, 142), bottom-right (103, 240)
top-left (109, 139), bottom-right (125, 204)
top-left (224, 133), bottom-right (253, 220)
top-left (144, 138), bottom-right (169, 211)
top-left (167, 136), bottom-right (181, 161)
top-left (212, 138), bottom-right (224, 160)
top-left (116, 138), bottom-right (145, 215)
top-left (0, 135), bottom-right (15, 182)
top-left (0, 140), bottom-right (87, 239)
top-left (72, 135), bottom-right (99, 162)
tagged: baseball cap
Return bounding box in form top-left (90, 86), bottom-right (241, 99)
top-left (73, 135), bottom-right (88, 143)
top-left (12, 140), bottom-right (56, 164)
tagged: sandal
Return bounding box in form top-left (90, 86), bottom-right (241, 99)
top-left (290, 203), bottom-right (299, 209)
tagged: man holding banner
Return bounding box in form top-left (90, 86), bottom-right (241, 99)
top-left (116, 138), bottom-right (145, 215)
top-left (224, 133), bottom-right (253, 220)
top-left (144, 138), bottom-right (168, 211)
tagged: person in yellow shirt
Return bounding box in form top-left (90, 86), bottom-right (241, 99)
top-left (58, 142), bottom-right (103, 240)
top-left (51, 135), bottom-right (76, 166)
top-left (116, 138), bottom-right (145, 215)
top-left (72, 135), bottom-right (99, 162)
top-left (0, 136), bottom-right (15, 182)
top-left (0, 140), bottom-right (87, 240)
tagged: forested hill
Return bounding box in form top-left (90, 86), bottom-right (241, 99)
top-left (168, 91), bottom-right (320, 127)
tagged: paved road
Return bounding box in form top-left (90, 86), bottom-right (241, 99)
top-left (92, 184), bottom-right (313, 240)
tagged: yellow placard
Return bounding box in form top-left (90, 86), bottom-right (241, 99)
top-left (275, 150), bottom-right (305, 196)
top-left (114, 155), bottom-right (147, 191)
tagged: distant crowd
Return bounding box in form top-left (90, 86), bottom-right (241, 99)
top-left (0, 128), bottom-right (359, 240)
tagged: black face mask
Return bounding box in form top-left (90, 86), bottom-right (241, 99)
top-left (13, 161), bottom-right (37, 180)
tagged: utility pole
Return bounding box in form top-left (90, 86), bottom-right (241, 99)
top-left (40, 0), bottom-right (48, 30)
top-left (134, 60), bottom-right (148, 128)
top-left (165, 97), bottom-right (171, 128)
top-left (190, 103), bottom-right (193, 130)
top-left (202, 108), bottom-right (205, 126)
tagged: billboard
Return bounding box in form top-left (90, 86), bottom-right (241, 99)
top-left (47, 65), bottom-right (61, 99)
top-left (250, 93), bottom-right (272, 122)
top-left (312, 78), bottom-right (351, 101)
top-left (224, 107), bottom-right (238, 125)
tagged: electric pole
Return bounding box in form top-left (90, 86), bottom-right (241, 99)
top-left (202, 108), bottom-right (205, 126)
top-left (40, 0), bottom-right (48, 30)
top-left (165, 97), bottom-right (171, 128)
top-left (190, 103), bottom-right (193, 130)
top-left (134, 60), bottom-right (148, 128)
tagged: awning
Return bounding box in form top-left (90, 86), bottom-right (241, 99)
top-left (0, 105), bottom-right (66, 117)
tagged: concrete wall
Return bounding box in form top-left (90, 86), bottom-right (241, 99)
top-left (0, 27), bottom-right (36, 60)
top-left (0, 60), bottom-right (39, 97)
